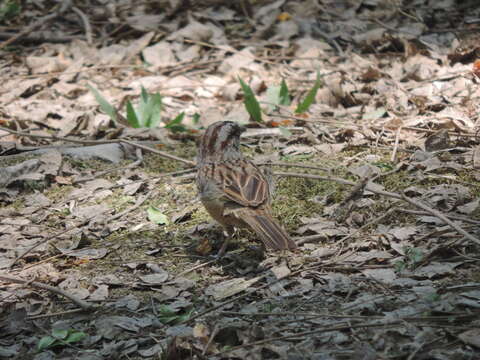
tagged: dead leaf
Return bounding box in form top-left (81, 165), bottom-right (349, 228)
top-left (205, 277), bottom-right (262, 300)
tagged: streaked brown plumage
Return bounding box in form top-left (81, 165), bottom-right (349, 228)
top-left (196, 121), bottom-right (297, 254)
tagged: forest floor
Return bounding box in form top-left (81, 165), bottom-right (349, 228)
top-left (1, 1), bottom-right (480, 359)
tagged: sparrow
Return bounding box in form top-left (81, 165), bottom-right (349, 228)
top-left (196, 121), bottom-right (297, 255)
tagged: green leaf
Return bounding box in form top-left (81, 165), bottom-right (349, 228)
top-left (65, 331), bottom-right (87, 344)
top-left (295, 71), bottom-right (322, 114)
top-left (52, 329), bottom-right (68, 339)
top-left (135, 87), bottom-right (162, 128)
top-left (146, 93), bottom-right (162, 128)
top-left (0, 0), bottom-right (21, 21)
top-left (87, 84), bottom-right (117, 122)
top-left (165, 112), bottom-right (186, 133)
top-left (177, 308), bottom-right (193, 323)
top-left (126, 101), bottom-right (140, 128)
top-left (147, 206), bottom-right (169, 225)
top-left (279, 79), bottom-right (291, 106)
top-left (141, 86), bottom-right (149, 103)
top-left (192, 113), bottom-right (201, 124)
top-left (157, 305), bottom-right (179, 324)
top-left (156, 306), bottom-right (192, 325)
top-left (38, 336), bottom-right (56, 350)
top-left (238, 77), bottom-right (262, 122)
top-left (394, 260), bottom-right (406, 272)
top-left (141, 93), bottom-right (161, 128)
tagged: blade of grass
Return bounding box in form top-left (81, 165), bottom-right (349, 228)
top-left (126, 101), bottom-right (140, 128)
top-left (87, 84), bottom-right (117, 122)
top-left (279, 79), bottom-right (291, 106)
top-left (239, 77), bottom-right (262, 122)
top-left (165, 112), bottom-right (186, 132)
top-left (295, 71), bottom-right (322, 114)
top-left (145, 93), bottom-right (162, 128)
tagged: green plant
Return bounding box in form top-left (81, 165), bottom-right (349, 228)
top-left (394, 246), bottom-right (425, 272)
top-left (38, 329), bottom-right (87, 350)
top-left (126, 86), bottom-right (162, 128)
top-left (87, 84), bottom-right (117, 122)
top-left (237, 72), bottom-right (322, 124)
top-left (239, 77), bottom-right (263, 122)
top-left (87, 85), bottom-right (187, 130)
top-left (157, 305), bottom-right (193, 324)
top-left (147, 206), bottom-right (169, 225)
top-left (0, 0), bottom-right (21, 22)
top-left (266, 79), bottom-right (291, 112)
top-left (164, 112), bottom-right (186, 133)
top-left (295, 71), bottom-right (322, 114)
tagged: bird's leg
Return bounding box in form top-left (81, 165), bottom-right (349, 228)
top-left (216, 226), bottom-right (235, 258)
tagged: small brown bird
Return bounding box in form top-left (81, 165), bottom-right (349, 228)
top-left (196, 121), bottom-right (297, 255)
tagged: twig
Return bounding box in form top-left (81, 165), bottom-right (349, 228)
top-left (276, 171), bottom-right (479, 247)
top-left (0, 126), bottom-right (195, 167)
top-left (333, 208), bottom-right (396, 249)
top-left (175, 260), bottom-right (216, 278)
top-left (72, 6), bottom-right (92, 44)
top-left (119, 139), bottom-right (195, 166)
top-left (107, 189), bottom-right (154, 223)
top-left (390, 127), bottom-right (402, 162)
top-left (0, 32), bottom-right (81, 43)
top-left (202, 323), bottom-right (220, 356)
top-left (182, 265), bottom-right (317, 325)
top-left (215, 320), bottom-right (404, 356)
top-left (398, 209), bottom-right (480, 225)
top-left (9, 214), bottom-right (99, 269)
top-left (274, 171), bottom-right (403, 200)
top-left (74, 148), bottom-right (143, 184)
top-left (182, 39), bottom-right (277, 66)
top-left (0, 274), bottom-right (93, 310)
top-left (401, 194), bottom-right (480, 246)
top-left (182, 273), bottom-right (269, 324)
top-left (261, 161), bottom-right (330, 172)
top-left (28, 309), bottom-right (84, 320)
top-left (0, 1), bottom-right (72, 49)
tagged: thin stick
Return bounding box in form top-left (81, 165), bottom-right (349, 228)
top-left (276, 171), bottom-right (479, 247)
top-left (0, 274), bottom-right (93, 310)
top-left (390, 127), bottom-right (401, 162)
top-left (175, 260), bottom-right (216, 278)
top-left (401, 194), bottom-right (480, 246)
top-left (72, 6), bottom-right (92, 44)
top-left (398, 209), bottom-right (480, 225)
top-left (0, 1), bottom-right (72, 49)
top-left (107, 189), bottom-right (153, 222)
top-left (119, 139), bottom-right (195, 166)
top-left (9, 214), bottom-right (99, 269)
top-left (28, 309), bottom-right (84, 320)
top-left (202, 323), bottom-right (220, 356)
top-left (260, 161), bottom-right (330, 172)
top-left (274, 171), bottom-right (403, 200)
top-left (0, 126), bottom-right (195, 167)
top-left (215, 320), bottom-right (404, 356)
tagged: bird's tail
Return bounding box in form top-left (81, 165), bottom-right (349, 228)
top-left (235, 208), bottom-right (297, 251)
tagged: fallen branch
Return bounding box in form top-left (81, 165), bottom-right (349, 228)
top-left (275, 171), bottom-right (480, 248)
top-left (0, 1), bottom-right (72, 49)
top-left (0, 126), bottom-right (195, 167)
top-left (401, 194), bottom-right (480, 246)
top-left (0, 274), bottom-right (93, 310)
top-left (9, 214), bottom-right (99, 269)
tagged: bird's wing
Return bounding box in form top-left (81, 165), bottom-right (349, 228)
top-left (214, 160), bottom-right (269, 208)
